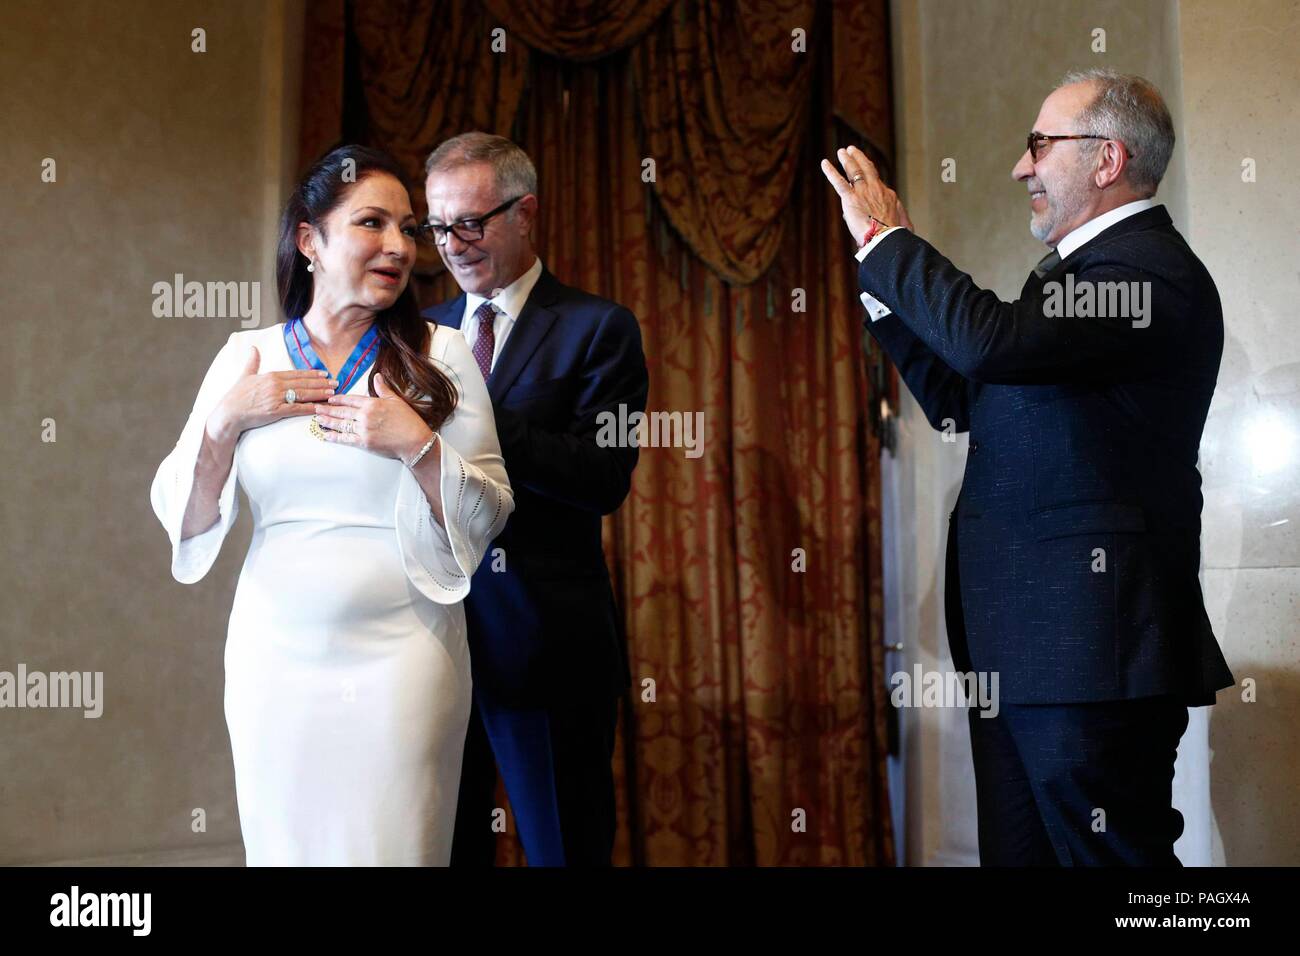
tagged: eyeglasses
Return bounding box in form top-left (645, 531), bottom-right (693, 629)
top-left (1026, 132), bottom-right (1132, 162)
top-left (423, 195), bottom-right (524, 246)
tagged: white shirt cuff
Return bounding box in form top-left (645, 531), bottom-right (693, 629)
top-left (855, 226), bottom-right (902, 321)
top-left (859, 292), bottom-right (893, 322)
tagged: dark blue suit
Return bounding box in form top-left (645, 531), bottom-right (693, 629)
top-left (423, 267), bottom-right (647, 866)
top-left (860, 206), bottom-right (1234, 864)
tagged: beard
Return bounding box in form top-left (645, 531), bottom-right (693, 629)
top-left (1030, 172), bottom-right (1093, 243)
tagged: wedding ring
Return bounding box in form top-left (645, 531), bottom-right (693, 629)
top-left (285, 388), bottom-right (298, 404)
top-left (849, 175), bottom-right (864, 185)
top-left (344, 420), bottom-right (355, 434)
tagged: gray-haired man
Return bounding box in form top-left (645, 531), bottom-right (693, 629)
top-left (421, 132), bottom-right (648, 866)
top-left (823, 70), bottom-right (1233, 865)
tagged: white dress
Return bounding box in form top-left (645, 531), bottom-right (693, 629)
top-left (150, 322), bottom-right (512, 865)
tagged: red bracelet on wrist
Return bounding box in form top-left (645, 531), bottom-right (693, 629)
top-left (860, 217), bottom-right (883, 247)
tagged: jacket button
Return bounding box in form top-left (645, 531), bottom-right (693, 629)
top-left (970, 441), bottom-right (980, 452)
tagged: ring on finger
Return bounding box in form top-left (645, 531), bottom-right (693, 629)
top-left (285, 388), bottom-right (298, 404)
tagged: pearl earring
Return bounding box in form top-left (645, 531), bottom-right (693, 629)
top-left (306, 260), bottom-right (315, 273)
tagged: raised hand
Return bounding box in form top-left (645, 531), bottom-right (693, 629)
top-left (820, 145), bottom-right (913, 244)
top-left (895, 195), bottom-right (914, 231)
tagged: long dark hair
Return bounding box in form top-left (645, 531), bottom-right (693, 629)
top-left (276, 144), bottom-right (456, 430)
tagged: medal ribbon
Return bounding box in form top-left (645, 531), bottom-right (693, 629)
top-left (283, 317), bottom-right (381, 393)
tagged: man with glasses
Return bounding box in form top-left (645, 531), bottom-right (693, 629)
top-left (422, 132), bottom-right (648, 866)
top-left (822, 69), bottom-right (1233, 865)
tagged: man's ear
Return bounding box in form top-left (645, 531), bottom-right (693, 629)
top-left (515, 194), bottom-right (539, 234)
top-left (1095, 140), bottom-right (1127, 190)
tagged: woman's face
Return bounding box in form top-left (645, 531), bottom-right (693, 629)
top-left (299, 172), bottom-right (419, 315)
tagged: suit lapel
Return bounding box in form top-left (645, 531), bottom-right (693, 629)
top-left (1058, 204), bottom-right (1173, 272)
top-left (1023, 204), bottom-right (1173, 296)
top-left (486, 269), bottom-right (562, 403)
top-left (426, 292), bottom-right (467, 331)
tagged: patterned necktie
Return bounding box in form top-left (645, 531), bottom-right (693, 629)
top-left (1032, 248), bottom-right (1062, 279)
top-left (471, 301), bottom-right (496, 382)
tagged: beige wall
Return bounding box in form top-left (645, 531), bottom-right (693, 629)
top-left (885, 0), bottom-right (1298, 865)
top-left (0, 0), bottom-right (302, 864)
top-left (1180, 0), bottom-right (1300, 866)
top-left (1, 0), bottom-right (1293, 868)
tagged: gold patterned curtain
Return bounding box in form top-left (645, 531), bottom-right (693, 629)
top-left (302, 0), bottom-right (529, 280)
top-left (832, 0), bottom-right (894, 163)
top-left (479, 0), bottom-right (675, 61)
top-left (635, 0), bottom-right (816, 285)
top-left (299, 0), bottom-right (895, 866)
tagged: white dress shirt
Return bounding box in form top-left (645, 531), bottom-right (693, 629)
top-left (855, 198), bottom-right (1157, 322)
top-left (460, 255), bottom-right (544, 373)
top-left (855, 226), bottom-right (904, 321)
top-left (1053, 198), bottom-right (1155, 260)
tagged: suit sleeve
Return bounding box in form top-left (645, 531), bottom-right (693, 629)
top-left (490, 305), bottom-right (648, 515)
top-left (865, 312), bottom-right (973, 433)
top-left (855, 229), bottom-right (973, 431)
top-left (859, 228), bottom-right (1191, 385)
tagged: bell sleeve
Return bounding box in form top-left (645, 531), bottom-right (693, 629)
top-left (149, 331), bottom-right (244, 584)
top-left (394, 330), bottom-right (514, 604)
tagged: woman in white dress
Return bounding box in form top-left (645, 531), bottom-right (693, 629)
top-left (150, 145), bottom-right (513, 865)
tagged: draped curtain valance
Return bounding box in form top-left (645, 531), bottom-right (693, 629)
top-left (301, 0), bottom-right (893, 287)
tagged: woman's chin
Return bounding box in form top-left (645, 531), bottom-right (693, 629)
top-left (359, 287), bottom-right (404, 310)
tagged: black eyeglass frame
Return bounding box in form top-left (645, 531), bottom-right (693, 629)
top-left (1026, 132), bottom-right (1133, 162)
top-left (423, 195), bottom-right (525, 245)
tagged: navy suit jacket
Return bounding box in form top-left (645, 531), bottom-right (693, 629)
top-left (860, 205), bottom-right (1234, 705)
top-left (422, 268), bottom-right (648, 707)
